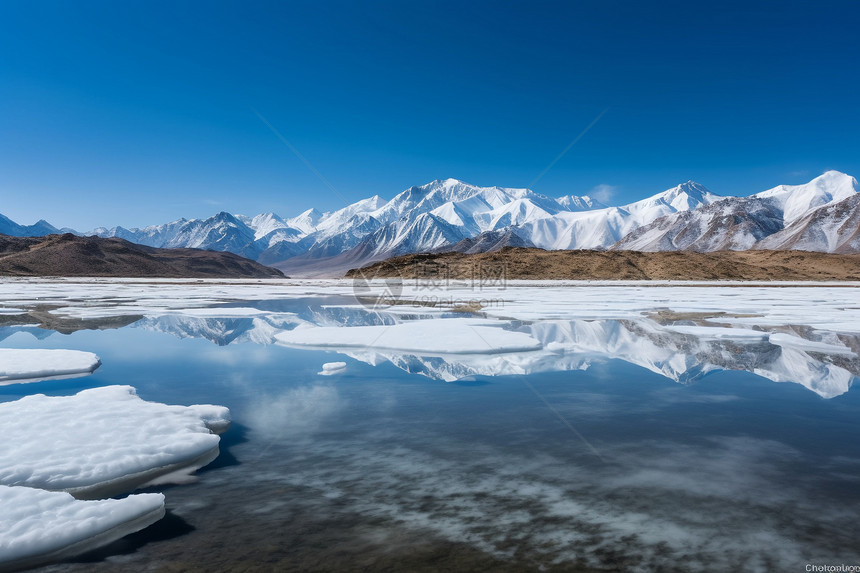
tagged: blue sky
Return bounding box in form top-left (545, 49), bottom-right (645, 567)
top-left (1, 0), bottom-right (858, 230)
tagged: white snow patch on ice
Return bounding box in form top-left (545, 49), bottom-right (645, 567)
top-left (275, 318), bottom-right (542, 355)
top-left (0, 349), bottom-right (101, 383)
top-left (0, 485), bottom-right (164, 572)
top-left (0, 386), bottom-right (230, 498)
top-left (318, 361), bottom-right (347, 376)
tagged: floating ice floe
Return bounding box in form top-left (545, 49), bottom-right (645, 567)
top-left (318, 361), bottom-right (347, 376)
top-left (0, 485), bottom-right (164, 573)
top-left (0, 349), bottom-right (101, 383)
top-left (276, 318), bottom-right (542, 355)
top-left (0, 386), bottom-right (230, 499)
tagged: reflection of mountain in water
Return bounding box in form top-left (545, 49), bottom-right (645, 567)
top-left (134, 315), bottom-right (291, 346)
top-left (130, 307), bottom-right (859, 399)
top-left (0, 326), bottom-right (55, 343)
top-left (133, 304), bottom-right (407, 346)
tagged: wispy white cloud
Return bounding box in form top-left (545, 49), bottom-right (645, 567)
top-left (588, 183), bottom-right (617, 203)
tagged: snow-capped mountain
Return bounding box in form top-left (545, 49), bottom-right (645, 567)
top-left (556, 194), bottom-right (607, 211)
top-left (94, 212), bottom-right (262, 259)
top-left (0, 214), bottom-right (58, 237)
top-left (259, 179), bottom-right (605, 274)
top-left (435, 228), bottom-right (535, 254)
top-left (612, 196), bottom-right (785, 251)
top-left (754, 193), bottom-right (860, 253)
top-left (754, 169), bottom-right (858, 224)
top-left (611, 171), bottom-right (859, 253)
top-left (8, 170), bottom-right (858, 275)
top-left (522, 181), bottom-right (721, 250)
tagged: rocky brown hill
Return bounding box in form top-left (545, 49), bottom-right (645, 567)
top-left (0, 233), bottom-right (285, 278)
top-left (346, 248), bottom-right (860, 281)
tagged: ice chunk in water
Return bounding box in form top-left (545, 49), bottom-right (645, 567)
top-left (0, 349), bottom-right (101, 383)
top-left (276, 318), bottom-right (542, 355)
top-left (0, 386), bottom-right (230, 499)
top-left (0, 485), bottom-right (164, 572)
top-left (318, 361), bottom-right (347, 376)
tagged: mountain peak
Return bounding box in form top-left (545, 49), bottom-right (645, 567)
top-left (811, 170), bottom-right (858, 190)
top-left (212, 211), bottom-right (241, 223)
top-left (673, 180), bottom-right (711, 196)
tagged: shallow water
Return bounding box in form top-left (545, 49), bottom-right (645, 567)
top-left (2, 285), bottom-right (859, 572)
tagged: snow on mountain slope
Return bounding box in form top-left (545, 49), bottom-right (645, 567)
top-left (92, 213), bottom-right (263, 258)
top-left (429, 200), bottom-right (485, 236)
top-left (485, 197), bottom-right (561, 231)
top-left (612, 197), bottom-right (784, 252)
top-left (357, 212), bottom-right (469, 257)
top-left (162, 212), bottom-right (260, 258)
top-left (284, 208), bottom-right (321, 235)
top-left (612, 171), bottom-right (859, 253)
top-left (556, 194), bottom-right (607, 211)
top-left (314, 195), bottom-right (388, 235)
top-left (92, 218), bottom-right (191, 248)
top-left (522, 181), bottom-right (720, 250)
top-left (281, 179), bottom-right (595, 270)
top-left (754, 193), bottom-right (860, 253)
top-left (247, 212), bottom-right (290, 240)
top-left (754, 170), bottom-right (858, 224)
top-left (434, 228), bottom-right (535, 254)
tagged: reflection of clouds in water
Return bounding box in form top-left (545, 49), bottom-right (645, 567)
top-left (197, 345), bottom-right (276, 367)
top-left (245, 384), bottom-right (343, 439)
top-left (248, 433), bottom-right (859, 572)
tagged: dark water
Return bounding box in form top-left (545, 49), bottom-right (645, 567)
top-left (2, 302), bottom-right (860, 573)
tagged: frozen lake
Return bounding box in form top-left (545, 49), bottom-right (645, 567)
top-left (2, 279), bottom-right (859, 572)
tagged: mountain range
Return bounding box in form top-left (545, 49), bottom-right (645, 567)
top-left (1, 171), bottom-right (858, 275)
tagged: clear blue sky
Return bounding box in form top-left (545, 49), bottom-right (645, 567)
top-left (1, 0), bottom-right (858, 230)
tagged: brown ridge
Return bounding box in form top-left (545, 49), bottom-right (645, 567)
top-left (345, 248), bottom-right (860, 281)
top-left (0, 233), bottom-right (285, 278)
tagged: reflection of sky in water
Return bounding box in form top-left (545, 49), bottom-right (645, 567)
top-left (2, 303), bottom-right (860, 572)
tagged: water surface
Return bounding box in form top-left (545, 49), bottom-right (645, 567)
top-left (1, 288), bottom-right (859, 572)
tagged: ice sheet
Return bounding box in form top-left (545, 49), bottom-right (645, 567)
top-left (0, 485), bottom-right (164, 572)
top-left (0, 349), bottom-right (101, 383)
top-left (1, 279), bottom-right (858, 334)
top-left (0, 386), bottom-right (230, 498)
